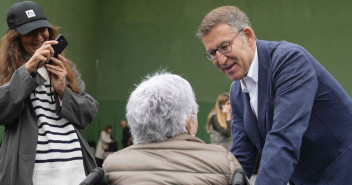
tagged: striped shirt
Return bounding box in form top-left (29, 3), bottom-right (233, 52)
top-left (30, 67), bottom-right (86, 185)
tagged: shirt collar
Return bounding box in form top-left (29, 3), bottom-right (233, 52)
top-left (240, 46), bottom-right (258, 92)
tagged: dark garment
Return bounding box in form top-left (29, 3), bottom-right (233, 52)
top-left (107, 141), bottom-right (118, 152)
top-left (95, 158), bottom-right (104, 168)
top-left (230, 40), bottom-right (352, 184)
top-left (209, 113), bottom-right (232, 150)
top-left (210, 114), bottom-right (231, 137)
top-left (122, 126), bottom-right (131, 148)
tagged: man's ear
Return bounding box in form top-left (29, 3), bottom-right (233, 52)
top-left (242, 27), bottom-right (255, 45)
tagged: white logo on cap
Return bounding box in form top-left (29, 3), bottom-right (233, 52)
top-left (25, 10), bottom-right (36, 18)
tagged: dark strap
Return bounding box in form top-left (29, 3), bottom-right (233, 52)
top-left (231, 168), bottom-right (251, 185)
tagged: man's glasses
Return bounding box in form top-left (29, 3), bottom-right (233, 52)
top-left (204, 29), bottom-right (243, 61)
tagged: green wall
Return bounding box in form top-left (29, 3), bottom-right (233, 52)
top-left (1, 0), bottom-right (352, 149)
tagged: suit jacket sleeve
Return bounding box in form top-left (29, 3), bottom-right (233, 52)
top-left (55, 63), bottom-right (99, 129)
top-left (255, 44), bottom-right (318, 184)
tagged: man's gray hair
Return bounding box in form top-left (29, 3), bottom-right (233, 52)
top-left (197, 6), bottom-right (255, 39)
top-left (126, 72), bottom-right (199, 144)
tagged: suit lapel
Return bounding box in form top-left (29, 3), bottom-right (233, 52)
top-left (243, 92), bottom-right (257, 124)
top-left (257, 40), bottom-right (271, 138)
top-left (242, 92), bottom-right (264, 149)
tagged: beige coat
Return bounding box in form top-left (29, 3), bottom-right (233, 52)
top-left (103, 134), bottom-right (243, 185)
top-left (95, 131), bottom-right (112, 159)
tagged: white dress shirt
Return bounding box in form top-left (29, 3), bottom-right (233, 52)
top-left (240, 47), bottom-right (258, 119)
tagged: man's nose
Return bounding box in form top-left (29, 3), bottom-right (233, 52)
top-left (216, 50), bottom-right (227, 65)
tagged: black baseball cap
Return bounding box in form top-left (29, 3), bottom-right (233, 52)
top-left (6, 1), bottom-right (51, 35)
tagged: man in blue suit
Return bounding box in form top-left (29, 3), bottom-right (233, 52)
top-left (197, 6), bottom-right (352, 185)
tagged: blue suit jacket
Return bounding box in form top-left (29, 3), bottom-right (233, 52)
top-left (230, 40), bottom-right (352, 185)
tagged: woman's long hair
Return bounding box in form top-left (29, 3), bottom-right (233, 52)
top-left (0, 25), bottom-right (79, 93)
top-left (206, 93), bottom-right (230, 132)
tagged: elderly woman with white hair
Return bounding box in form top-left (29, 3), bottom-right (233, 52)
top-left (103, 72), bottom-right (248, 184)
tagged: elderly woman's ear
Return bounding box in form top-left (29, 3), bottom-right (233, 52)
top-left (186, 114), bottom-right (198, 136)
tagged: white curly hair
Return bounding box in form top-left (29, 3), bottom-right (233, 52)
top-left (126, 72), bottom-right (199, 144)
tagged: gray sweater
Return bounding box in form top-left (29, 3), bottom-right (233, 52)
top-left (0, 65), bottom-right (99, 185)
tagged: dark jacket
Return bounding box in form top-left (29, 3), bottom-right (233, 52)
top-left (230, 40), bottom-right (352, 185)
top-left (0, 65), bottom-right (99, 185)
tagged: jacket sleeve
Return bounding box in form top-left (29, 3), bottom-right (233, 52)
top-left (255, 45), bottom-right (318, 184)
top-left (0, 65), bottom-right (45, 125)
top-left (100, 131), bottom-right (112, 143)
top-left (55, 64), bottom-right (99, 129)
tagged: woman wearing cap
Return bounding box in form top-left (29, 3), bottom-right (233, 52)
top-left (103, 72), bottom-right (249, 184)
top-left (0, 1), bottom-right (99, 185)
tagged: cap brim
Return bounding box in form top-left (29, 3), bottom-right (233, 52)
top-left (16, 19), bottom-right (51, 35)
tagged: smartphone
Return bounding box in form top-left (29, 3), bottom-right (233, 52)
top-left (47, 34), bottom-right (68, 64)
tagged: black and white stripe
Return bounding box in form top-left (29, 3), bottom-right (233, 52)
top-left (31, 67), bottom-right (85, 185)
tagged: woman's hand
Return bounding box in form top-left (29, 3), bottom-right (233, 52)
top-left (44, 54), bottom-right (67, 98)
top-left (24, 40), bottom-right (57, 74)
top-left (222, 103), bottom-right (232, 119)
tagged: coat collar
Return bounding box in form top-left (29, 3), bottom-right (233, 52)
top-left (168, 134), bottom-right (205, 143)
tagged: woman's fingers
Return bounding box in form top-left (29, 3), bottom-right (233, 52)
top-left (45, 55), bottom-right (67, 76)
top-left (24, 41), bottom-right (61, 75)
top-left (51, 54), bottom-right (67, 68)
top-left (57, 54), bottom-right (67, 66)
top-left (41, 41), bottom-right (57, 57)
top-left (45, 55), bottom-right (67, 97)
